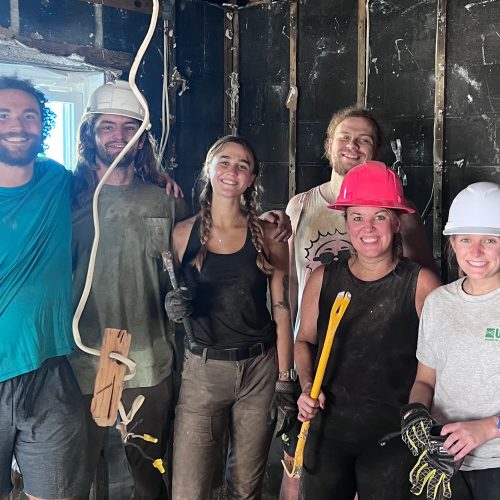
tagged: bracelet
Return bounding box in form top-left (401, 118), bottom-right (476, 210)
top-left (497, 416), bottom-right (500, 430)
top-left (279, 369), bottom-right (297, 381)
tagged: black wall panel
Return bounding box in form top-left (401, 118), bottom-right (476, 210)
top-left (103, 7), bottom-right (151, 53)
top-left (296, 0), bottom-right (358, 194)
top-left (239, 1), bottom-right (290, 211)
top-left (19, 0), bottom-right (94, 46)
top-left (174, 0), bottom-right (225, 204)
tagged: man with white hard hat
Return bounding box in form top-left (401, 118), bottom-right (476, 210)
top-left (71, 80), bottom-right (190, 500)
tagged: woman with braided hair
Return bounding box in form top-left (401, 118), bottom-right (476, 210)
top-left (168, 135), bottom-right (294, 499)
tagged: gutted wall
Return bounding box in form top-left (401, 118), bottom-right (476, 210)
top-left (175, 0), bottom-right (500, 263)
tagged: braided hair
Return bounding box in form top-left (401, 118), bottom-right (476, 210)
top-left (193, 135), bottom-right (273, 275)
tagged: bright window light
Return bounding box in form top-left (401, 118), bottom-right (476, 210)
top-left (44, 101), bottom-right (75, 168)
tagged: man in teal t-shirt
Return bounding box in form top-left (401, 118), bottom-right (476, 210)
top-left (0, 77), bottom-right (88, 499)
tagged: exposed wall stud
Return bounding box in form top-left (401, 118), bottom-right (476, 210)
top-left (357, 0), bottom-right (367, 107)
top-left (287, 1), bottom-right (298, 200)
top-left (433, 0), bottom-right (447, 272)
top-left (224, 2), bottom-right (239, 135)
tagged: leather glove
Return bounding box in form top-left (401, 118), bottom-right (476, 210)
top-left (268, 380), bottom-right (299, 438)
top-left (164, 287), bottom-right (193, 323)
top-left (409, 425), bottom-right (464, 500)
top-left (401, 402), bottom-right (435, 456)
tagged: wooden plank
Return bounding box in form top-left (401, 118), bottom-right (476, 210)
top-left (79, 0), bottom-right (154, 15)
top-left (0, 27), bottom-right (132, 71)
top-left (433, 0), bottom-right (447, 273)
top-left (91, 328), bottom-right (132, 427)
top-left (357, 0), bottom-right (367, 107)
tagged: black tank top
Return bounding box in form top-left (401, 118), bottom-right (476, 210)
top-left (182, 217), bottom-right (276, 348)
top-left (316, 257), bottom-right (421, 440)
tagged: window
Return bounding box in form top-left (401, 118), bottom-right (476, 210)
top-left (0, 62), bottom-right (105, 169)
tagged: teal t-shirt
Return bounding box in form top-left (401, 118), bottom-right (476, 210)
top-left (0, 158), bottom-right (74, 382)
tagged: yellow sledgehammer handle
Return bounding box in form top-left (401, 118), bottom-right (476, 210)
top-left (283, 290), bottom-right (351, 479)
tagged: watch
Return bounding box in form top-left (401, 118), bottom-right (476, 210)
top-left (279, 369), bottom-right (297, 381)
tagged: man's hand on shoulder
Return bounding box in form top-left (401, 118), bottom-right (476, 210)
top-left (160, 171), bottom-right (184, 198)
top-left (259, 210), bottom-right (291, 242)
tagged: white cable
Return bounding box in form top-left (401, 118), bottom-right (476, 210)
top-left (157, 19), bottom-right (171, 168)
top-left (72, 0), bottom-right (160, 383)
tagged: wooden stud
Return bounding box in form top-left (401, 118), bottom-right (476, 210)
top-left (0, 27), bottom-right (132, 71)
top-left (91, 328), bottom-right (132, 427)
top-left (357, 0), bottom-right (367, 107)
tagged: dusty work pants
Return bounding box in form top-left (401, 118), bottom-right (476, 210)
top-left (84, 375), bottom-right (173, 500)
top-left (172, 348), bottom-right (277, 500)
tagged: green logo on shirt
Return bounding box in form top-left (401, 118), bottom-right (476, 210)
top-left (485, 328), bottom-right (500, 341)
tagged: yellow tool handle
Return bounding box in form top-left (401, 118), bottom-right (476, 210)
top-left (309, 291), bottom-right (351, 400)
top-left (282, 290), bottom-right (351, 479)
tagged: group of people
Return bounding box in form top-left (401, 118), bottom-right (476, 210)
top-left (1, 73), bottom-right (499, 500)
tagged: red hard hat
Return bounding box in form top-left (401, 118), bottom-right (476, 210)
top-left (328, 161), bottom-right (415, 214)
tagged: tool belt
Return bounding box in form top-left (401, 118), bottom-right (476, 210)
top-left (186, 338), bottom-right (274, 362)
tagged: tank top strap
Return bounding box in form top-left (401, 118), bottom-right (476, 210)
top-left (182, 216), bottom-right (202, 266)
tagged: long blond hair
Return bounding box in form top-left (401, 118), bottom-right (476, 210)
top-left (192, 136), bottom-right (273, 275)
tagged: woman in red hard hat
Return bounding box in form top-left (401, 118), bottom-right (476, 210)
top-left (295, 161), bottom-right (440, 499)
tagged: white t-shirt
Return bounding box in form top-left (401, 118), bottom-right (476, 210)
top-left (287, 184), bottom-right (352, 337)
top-left (417, 278), bottom-right (500, 470)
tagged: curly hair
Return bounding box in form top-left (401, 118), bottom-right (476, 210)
top-left (324, 106), bottom-right (384, 165)
top-left (72, 113), bottom-right (166, 208)
top-left (192, 135), bottom-right (273, 275)
top-left (0, 76), bottom-right (56, 152)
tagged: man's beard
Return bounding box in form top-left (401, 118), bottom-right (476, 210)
top-left (0, 132), bottom-right (42, 167)
top-left (332, 160), bottom-right (351, 177)
top-left (95, 142), bottom-right (136, 170)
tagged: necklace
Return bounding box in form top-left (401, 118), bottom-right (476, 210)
top-left (212, 228), bottom-right (222, 243)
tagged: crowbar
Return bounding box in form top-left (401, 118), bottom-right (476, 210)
top-left (282, 290), bottom-right (351, 478)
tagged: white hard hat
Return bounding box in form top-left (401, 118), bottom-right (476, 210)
top-left (84, 80), bottom-right (146, 122)
top-left (443, 182), bottom-right (500, 236)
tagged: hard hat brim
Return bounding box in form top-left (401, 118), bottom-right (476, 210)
top-left (328, 199), bottom-right (416, 214)
top-left (443, 226), bottom-right (500, 236)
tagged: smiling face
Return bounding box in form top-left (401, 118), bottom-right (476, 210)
top-left (346, 206), bottom-right (400, 260)
top-left (208, 141), bottom-right (256, 197)
top-left (327, 117), bottom-right (377, 176)
top-left (0, 89), bottom-right (42, 168)
top-left (94, 114), bottom-right (144, 170)
top-left (451, 234), bottom-right (500, 287)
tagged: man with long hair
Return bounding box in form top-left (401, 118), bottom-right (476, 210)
top-left (70, 80), bottom-right (190, 500)
top-left (0, 76), bottom-right (88, 500)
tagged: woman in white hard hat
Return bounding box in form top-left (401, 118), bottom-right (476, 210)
top-left (295, 161), bottom-right (440, 499)
top-left (404, 182), bottom-right (500, 500)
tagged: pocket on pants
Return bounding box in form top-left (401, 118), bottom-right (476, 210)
top-left (175, 412), bottom-right (224, 445)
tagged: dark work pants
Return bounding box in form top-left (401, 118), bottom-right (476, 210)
top-left (299, 423), bottom-right (419, 500)
top-left (84, 375), bottom-right (173, 500)
top-left (450, 467), bottom-right (500, 500)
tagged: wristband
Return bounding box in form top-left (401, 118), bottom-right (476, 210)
top-left (497, 416), bottom-right (500, 430)
top-left (279, 369), bottom-right (297, 381)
